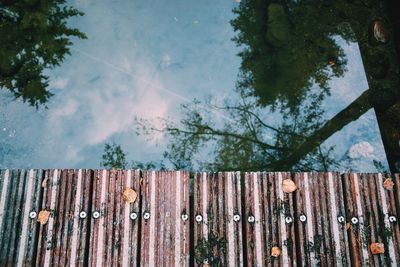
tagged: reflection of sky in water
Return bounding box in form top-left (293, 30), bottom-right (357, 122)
top-left (0, 0), bottom-right (388, 171)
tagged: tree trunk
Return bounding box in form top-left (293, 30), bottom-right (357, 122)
top-left (269, 89), bottom-right (372, 170)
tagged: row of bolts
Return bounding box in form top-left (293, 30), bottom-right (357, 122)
top-left (27, 210), bottom-right (397, 225)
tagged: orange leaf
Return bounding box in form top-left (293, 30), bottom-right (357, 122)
top-left (123, 188), bottom-right (137, 203)
top-left (37, 210), bottom-right (50, 225)
top-left (271, 246), bottom-right (281, 257)
top-left (370, 243), bottom-right (385, 254)
top-left (383, 178), bottom-right (394, 190)
top-left (282, 179), bottom-right (297, 193)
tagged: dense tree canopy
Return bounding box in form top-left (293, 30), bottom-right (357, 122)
top-left (0, 0), bottom-right (86, 107)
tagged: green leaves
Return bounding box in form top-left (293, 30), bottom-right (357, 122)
top-left (0, 0), bottom-right (86, 107)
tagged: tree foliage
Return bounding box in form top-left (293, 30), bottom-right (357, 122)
top-left (231, 0), bottom-right (358, 110)
top-left (101, 143), bottom-right (128, 169)
top-left (0, 0), bottom-right (86, 107)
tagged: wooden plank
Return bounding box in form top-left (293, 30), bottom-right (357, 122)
top-left (141, 171), bottom-right (190, 266)
top-left (326, 172), bottom-right (351, 266)
top-left (194, 172), bottom-right (243, 266)
top-left (68, 170), bottom-right (92, 267)
top-left (0, 170), bottom-right (42, 266)
top-left (244, 172), bottom-right (297, 266)
top-left (342, 173), bottom-right (399, 266)
top-left (120, 169), bottom-right (141, 266)
top-left (88, 170), bottom-right (140, 266)
top-left (374, 173), bottom-right (399, 266)
top-left (35, 170), bottom-right (92, 267)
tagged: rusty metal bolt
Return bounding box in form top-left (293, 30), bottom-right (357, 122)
top-left (181, 213), bottom-right (188, 221)
top-left (92, 211), bottom-right (100, 219)
top-left (130, 212), bottom-right (138, 220)
top-left (233, 214), bottom-right (241, 222)
top-left (79, 211), bottom-right (87, 219)
top-left (285, 216), bottom-right (293, 224)
top-left (351, 217), bottom-right (359, 224)
top-left (300, 214), bottom-right (307, 222)
top-left (389, 216), bottom-right (397, 223)
top-left (248, 215), bottom-right (255, 223)
top-left (195, 214), bottom-right (203, 223)
top-left (337, 216), bottom-right (345, 223)
top-left (143, 212), bottom-right (151, 220)
top-left (29, 211), bottom-right (37, 219)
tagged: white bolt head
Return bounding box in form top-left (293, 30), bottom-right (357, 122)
top-left (143, 212), bottom-right (150, 220)
top-left (337, 216), bottom-right (345, 223)
top-left (79, 211), bottom-right (87, 219)
top-left (233, 214), bottom-right (241, 222)
top-left (351, 217), bottom-right (358, 224)
top-left (300, 214), bottom-right (307, 222)
top-left (130, 212), bottom-right (138, 220)
top-left (389, 216), bottom-right (397, 223)
top-left (181, 213), bottom-right (188, 221)
top-left (285, 217), bottom-right (293, 224)
top-left (248, 215), bottom-right (255, 223)
top-left (93, 211), bottom-right (100, 219)
top-left (195, 214), bottom-right (203, 222)
top-left (29, 211), bottom-right (37, 219)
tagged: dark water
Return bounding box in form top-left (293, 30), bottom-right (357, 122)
top-left (1, 0), bottom-right (399, 172)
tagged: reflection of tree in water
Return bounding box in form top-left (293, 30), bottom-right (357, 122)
top-left (111, 0), bottom-right (399, 172)
top-left (232, 1), bottom-right (353, 110)
top-left (0, 0), bottom-right (86, 107)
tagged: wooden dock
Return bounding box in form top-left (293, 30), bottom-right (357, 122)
top-left (0, 170), bottom-right (399, 266)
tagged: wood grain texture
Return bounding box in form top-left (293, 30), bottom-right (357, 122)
top-left (0, 170), bottom-right (399, 266)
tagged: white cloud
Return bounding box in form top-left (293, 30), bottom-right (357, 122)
top-left (348, 141), bottom-right (374, 159)
top-left (81, 66), bottom-right (170, 145)
top-left (49, 78), bottom-right (69, 90)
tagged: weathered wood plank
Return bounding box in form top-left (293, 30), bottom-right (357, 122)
top-left (194, 172), bottom-right (243, 266)
top-left (120, 170), bottom-right (141, 267)
top-left (35, 170), bottom-right (91, 267)
top-left (0, 170), bottom-right (42, 266)
top-left (245, 172), bottom-right (297, 267)
top-left (141, 171), bottom-right (190, 266)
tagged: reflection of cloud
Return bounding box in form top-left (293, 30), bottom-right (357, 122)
top-left (160, 54), bottom-right (171, 69)
top-left (49, 78), bottom-right (68, 90)
top-left (348, 141), bottom-right (374, 159)
top-left (79, 67), bottom-right (169, 145)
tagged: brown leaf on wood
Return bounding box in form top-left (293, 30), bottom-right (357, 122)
top-left (383, 178), bottom-right (394, 190)
top-left (271, 246), bottom-right (281, 257)
top-left (370, 243), bottom-right (385, 254)
top-left (41, 177), bottom-right (48, 188)
top-left (123, 188), bottom-right (137, 203)
top-left (282, 179), bottom-right (297, 193)
top-left (37, 210), bottom-right (50, 225)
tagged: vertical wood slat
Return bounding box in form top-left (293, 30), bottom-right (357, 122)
top-left (193, 172), bottom-right (243, 266)
top-left (35, 170), bottom-right (92, 267)
top-left (0, 170), bottom-right (42, 266)
top-left (141, 171), bottom-right (190, 266)
top-left (121, 170), bottom-right (141, 267)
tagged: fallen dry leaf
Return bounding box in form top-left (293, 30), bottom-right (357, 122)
top-left (370, 243), bottom-right (385, 254)
top-left (37, 210), bottom-right (50, 225)
top-left (282, 179), bottom-right (297, 193)
top-left (271, 246), bottom-right (281, 257)
top-left (346, 223), bottom-right (351, 230)
top-left (41, 177), bottom-right (48, 188)
top-left (383, 178), bottom-right (394, 190)
top-left (123, 188), bottom-right (137, 203)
